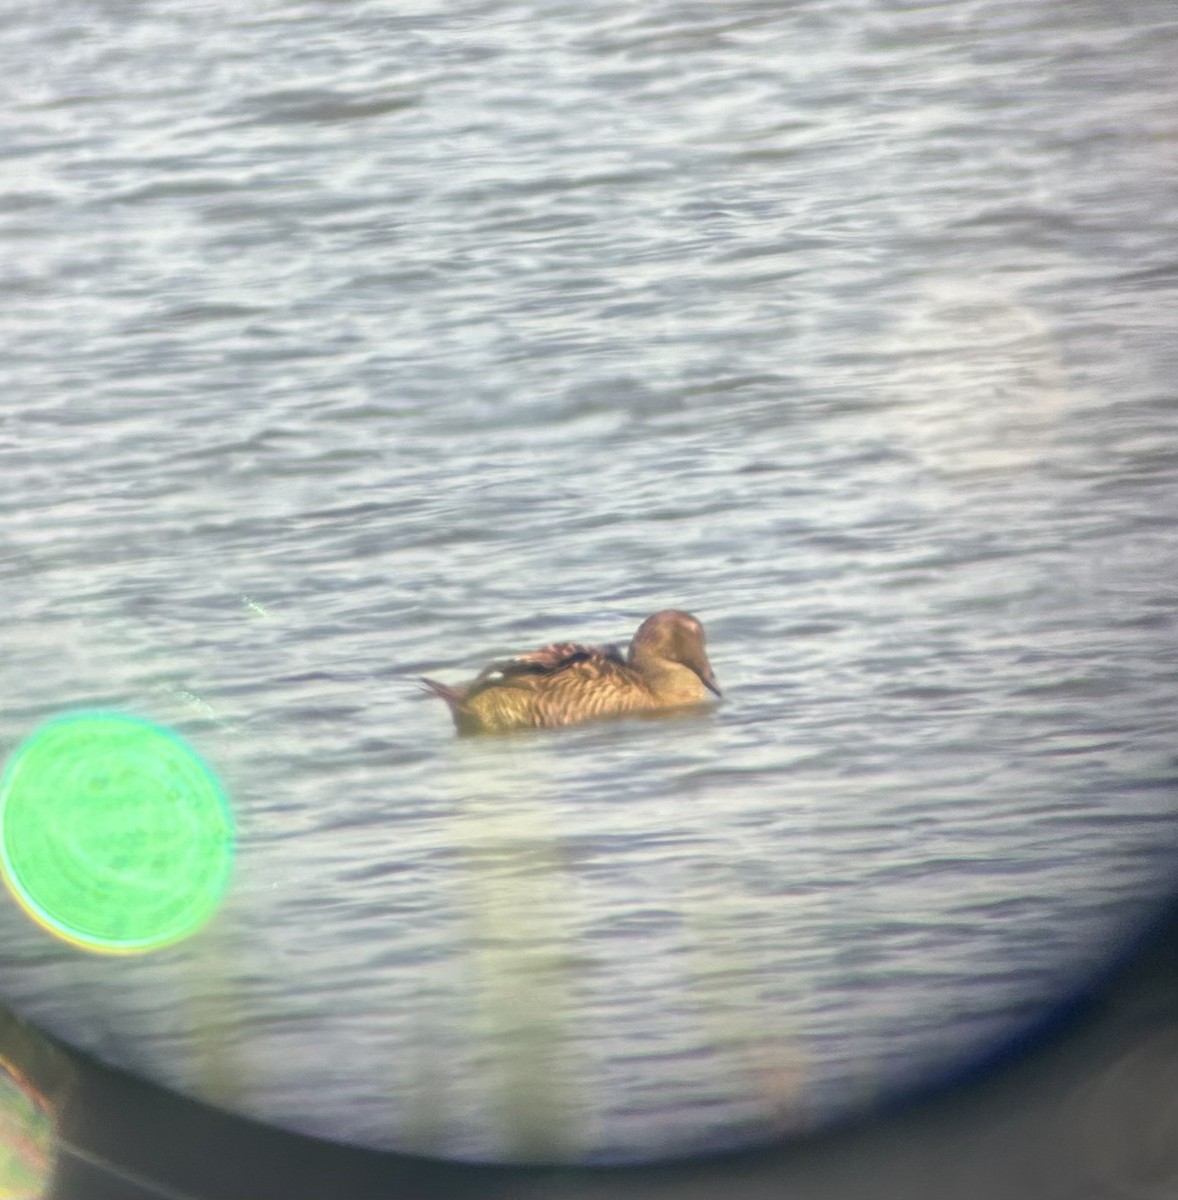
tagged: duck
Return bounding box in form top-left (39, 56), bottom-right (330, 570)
top-left (422, 609), bottom-right (720, 734)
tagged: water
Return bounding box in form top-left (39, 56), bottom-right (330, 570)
top-left (2, 0), bottom-right (1177, 1166)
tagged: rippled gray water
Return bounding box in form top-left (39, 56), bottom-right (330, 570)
top-left (2, 0), bottom-right (1178, 1165)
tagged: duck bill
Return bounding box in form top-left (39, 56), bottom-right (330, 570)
top-left (698, 665), bottom-right (722, 697)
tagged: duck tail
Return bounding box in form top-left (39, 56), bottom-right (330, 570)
top-left (420, 677), bottom-right (467, 712)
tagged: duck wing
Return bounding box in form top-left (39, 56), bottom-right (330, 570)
top-left (474, 641), bottom-right (626, 687)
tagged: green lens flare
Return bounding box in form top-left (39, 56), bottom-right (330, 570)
top-left (0, 713), bottom-right (234, 954)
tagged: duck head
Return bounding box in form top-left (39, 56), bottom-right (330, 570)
top-left (630, 610), bottom-right (721, 696)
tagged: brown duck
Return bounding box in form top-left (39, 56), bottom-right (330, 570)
top-left (422, 610), bottom-right (720, 734)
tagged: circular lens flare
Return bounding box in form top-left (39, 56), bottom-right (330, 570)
top-left (0, 713), bottom-right (234, 954)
